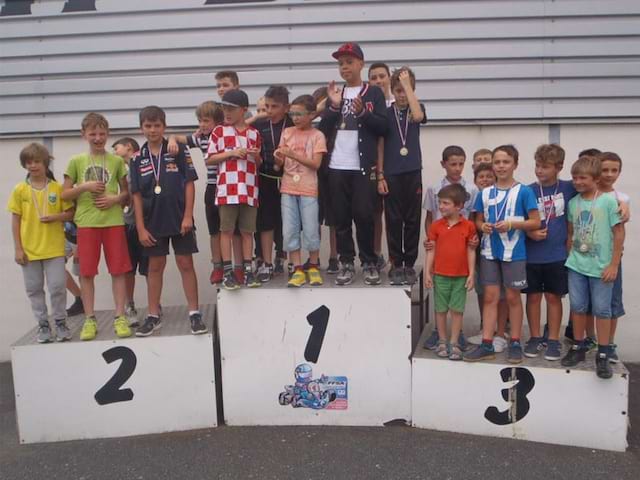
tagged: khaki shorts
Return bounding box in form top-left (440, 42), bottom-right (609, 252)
top-left (219, 204), bottom-right (257, 233)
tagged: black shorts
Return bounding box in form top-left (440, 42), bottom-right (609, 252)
top-left (204, 183), bottom-right (220, 235)
top-left (143, 231), bottom-right (199, 257)
top-left (257, 175), bottom-right (281, 232)
top-left (317, 168), bottom-right (335, 227)
top-left (522, 261), bottom-right (569, 296)
top-left (125, 224), bottom-right (148, 276)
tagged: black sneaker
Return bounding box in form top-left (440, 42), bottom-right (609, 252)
top-left (136, 315), bottom-right (161, 337)
top-left (336, 262), bottom-right (355, 286)
top-left (389, 266), bottom-right (405, 286)
top-left (403, 266), bottom-right (418, 285)
top-left (464, 343), bottom-right (496, 362)
top-left (223, 270), bottom-right (241, 291)
top-left (363, 264), bottom-right (381, 286)
top-left (274, 257), bottom-right (285, 275)
top-left (327, 257), bottom-right (339, 274)
top-left (190, 312), bottom-right (207, 335)
top-left (561, 344), bottom-right (586, 367)
top-left (376, 255), bottom-right (387, 272)
top-left (596, 353), bottom-right (613, 379)
top-left (256, 263), bottom-right (273, 283)
top-left (244, 269), bottom-right (262, 288)
top-left (507, 340), bottom-right (523, 364)
top-left (66, 296), bottom-right (84, 317)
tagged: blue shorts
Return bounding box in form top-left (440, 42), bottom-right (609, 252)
top-left (611, 264), bottom-right (625, 318)
top-left (568, 269), bottom-right (613, 319)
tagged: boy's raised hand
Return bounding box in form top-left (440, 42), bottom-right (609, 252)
top-left (14, 248), bottom-right (27, 266)
top-left (398, 70), bottom-right (413, 90)
top-left (327, 81), bottom-right (342, 108)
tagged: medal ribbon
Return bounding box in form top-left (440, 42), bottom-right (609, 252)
top-left (149, 144), bottom-right (163, 188)
top-left (393, 105), bottom-right (409, 150)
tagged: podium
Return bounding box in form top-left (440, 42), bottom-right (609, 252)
top-left (411, 327), bottom-right (629, 452)
top-left (217, 276), bottom-right (413, 426)
top-left (11, 305), bottom-right (217, 444)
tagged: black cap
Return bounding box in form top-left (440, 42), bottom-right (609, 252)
top-left (331, 42), bottom-right (364, 61)
top-left (219, 89), bottom-right (249, 108)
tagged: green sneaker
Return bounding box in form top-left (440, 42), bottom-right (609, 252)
top-left (114, 315), bottom-right (132, 338)
top-left (80, 316), bottom-right (98, 341)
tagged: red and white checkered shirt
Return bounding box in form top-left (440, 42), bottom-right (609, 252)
top-left (207, 125), bottom-right (262, 206)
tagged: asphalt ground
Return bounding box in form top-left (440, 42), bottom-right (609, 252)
top-left (1, 361), bottom-right (638, 480)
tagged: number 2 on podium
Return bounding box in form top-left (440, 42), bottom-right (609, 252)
top-left (95, 346), bottom-right (137, 406)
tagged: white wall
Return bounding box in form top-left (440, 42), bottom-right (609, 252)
top-left (1, 124), bottom-right (637, 362)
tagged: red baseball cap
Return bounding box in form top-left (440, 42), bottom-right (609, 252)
top-left (331, 42), bottom-right (364, 61)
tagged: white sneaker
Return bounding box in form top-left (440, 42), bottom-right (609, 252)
top-left (468, 332), bottom-right (484, 345)
top-left (493, 336), bottom-right (508, 353)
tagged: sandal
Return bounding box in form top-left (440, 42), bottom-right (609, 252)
top-left (436, 340), bottom-right (449, 358)
top-left (449, 344), bottom-right (463, 361)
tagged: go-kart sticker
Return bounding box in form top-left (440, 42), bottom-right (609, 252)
top-left (278, 363), bottom-right (348, 410)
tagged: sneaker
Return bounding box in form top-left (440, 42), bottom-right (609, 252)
top-left (449, 344), bottom-right (463, 361)
top-left (114, 315), bottom-right (132, 338)
top-left (596, 353), bottom-right (613, 379)
top-left (288, 269), bottom-right (307, 288)
top-left (458, 332), bottom-right (470, 351)
top-left (468, 332), bottom-right (484, 345)
top-left (136, 315), bottom-right (161, 337)
top-left (335, 263), bottom-right (355, 286)
top-left (608, 344), bottom-right (619, 364)
top-left (584, 336), bottom-right (597, 353)
top-left (55, 320), bottom-right (72, 342)
top-left (435, 340), bottom-right (449, 358)
top-left (125, 303), bottom-right (139, 328)
top-left (244, 269), bottom-right (261, 288)
top-left (423, 329), bottom-right (439, 350)
top-left (234, 267), bottom-right (245, 285)
top-left (66, 296), bottom-right (84, 317)
top-left (544, 339), bottom-right (562, 361)
top-left (403, 266), bottom-right (418, 286)
top-left (561, 344), bottom-right (586, 367)
top-left (256, 263), bottom-right (273, 283)
top-left (363, 264), bottom-right (381, 286)
top-left (274, 257), bottom-right (285, 275)
top-left (36, 323), bottom-right (52, 343)
top-left (388, 266), bottom-right (405, 286)
top-left (492, 335), bottom-right (508, 353)
top-left (464, 343), bottom-right (496, 362)
top-left (210, 266), bottom-right (224, 285)
top-left (507, 340), bottom-right (523, 364)
top-left (524, 337), bottom-right (544, 358)
top-left (80, 316), bottom-right (98, 341)
top-left (326, 257), bottom-right (340, 274)
top-left (190, 312), bottom-right (207, 335)
top-left (307, 266), bottom-right (323, 286)
top-left (223, 270), bottom-right (241, 291)
top-left (376, 255), bottom-right (386, 272)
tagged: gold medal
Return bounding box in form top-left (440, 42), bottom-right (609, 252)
top-left (578, 243), bottom-right (589, 253)
top-left (293, 174), bottom-right (301, 183)
top-left (400, 147), bottom-right (409, 156)
top-left (154, 185), bottom-right (162, 195)
top-left (123, 206), bottom-right (130, 214)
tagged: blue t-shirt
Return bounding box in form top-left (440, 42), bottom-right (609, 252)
top-left (474, 182), bottom-right (538, 262)
top-left (526, 180), bottom-right (577, 264)
top-left (383, 103), bottom-right (427, 175)
top-left (130, 140), bottom-right (198, 238)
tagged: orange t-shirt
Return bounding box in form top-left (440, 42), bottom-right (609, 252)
top-left (428, 217), bottom-right (476, 277)
top-left (279, 127), bottom-right (327, 197)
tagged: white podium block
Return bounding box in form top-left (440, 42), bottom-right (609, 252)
top-left (218, 277), bottom-right (412, 426)
top-left (11, 305), bottom-right (217, 444)
top-left (412, 329), bottom-right (629, 451)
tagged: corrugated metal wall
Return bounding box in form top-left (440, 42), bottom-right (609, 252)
top-left (1, 0), bottom-right (640, 136)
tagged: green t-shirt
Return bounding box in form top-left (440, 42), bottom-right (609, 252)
top-left (565, 193), bottom-right (621, 278)
top-left (65, 152), bottom-right (127, 228)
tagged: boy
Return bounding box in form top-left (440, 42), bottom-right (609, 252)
top-left (274, 94), bottom-right (327, 287)
top-left (130, 106), bottom-right (206, 336)
top-left (378, 67), bottom-right (426, 285)
top-left (207, 89), bottom-right (263, 290)
top-left (253, 86), bottom-right (293, 282)
top-left (319, 42), bottom-right (388, 286)
top-left (112, 136), bottom-right (146, 327)
top-left (465, 145), bottom-right (541, 363)
top-left (10, 143), bottom-right (75, 343)
top-left (472, 148), bottom-right (492, 168)
top-left (368, 62), bottom-right (394, 106)
top-left (523, 144), bottom-right (576, 361)
top-left (424, 184), bottom-right (476, 360)
top-left (62, 113), bottom-right (132, 340)
top-left (561, 155), bottom-right (624, 379)
top-left (168, 101), bottom-right (225, 284)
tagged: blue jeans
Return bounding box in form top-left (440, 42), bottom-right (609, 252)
top-left (568, 268), bottom-right (613, 319)
top-left (281, 194), bottom-right (320, 253)
top-left (611, 264), bottom-right (625, 318)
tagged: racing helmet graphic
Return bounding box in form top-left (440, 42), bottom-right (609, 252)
top-left (294, 363), bottom-right (313, 383)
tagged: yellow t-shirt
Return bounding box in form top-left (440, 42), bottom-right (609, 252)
top-left (7, 180), bottom-right (73, 261)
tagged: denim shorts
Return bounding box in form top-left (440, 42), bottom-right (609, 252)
top-left (281, 193), bottom-right (320, 253)
top-left (611, 264), bottom-right (625, 318)
top-left (568, 268), bottom-right (613, 319)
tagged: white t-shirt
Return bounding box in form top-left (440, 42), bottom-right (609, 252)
top-left (329, 86), bottom-right (361, 171)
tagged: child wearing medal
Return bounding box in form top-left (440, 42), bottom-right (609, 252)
top-left (9, 143), bottom-right (75, 343)
top-left (562, 155), bottom-right (624, 379)
top-left (377, 67), bottom-right (426, 286)
top-left (465, 145), bottom-right (540, 364)
top-left (62, 113), bottom-right (132, 341)
top-left (523, 144), bottom-right (576, 361)
top-left (130, 106), bottom-right (206, 337)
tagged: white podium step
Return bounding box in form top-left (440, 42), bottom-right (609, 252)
top-left (411, 328), bottom-right (629, 451)
top-left (11, 304), bottom-right (217, 444)
top-left (217, 276), bottom-right (413, 426)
